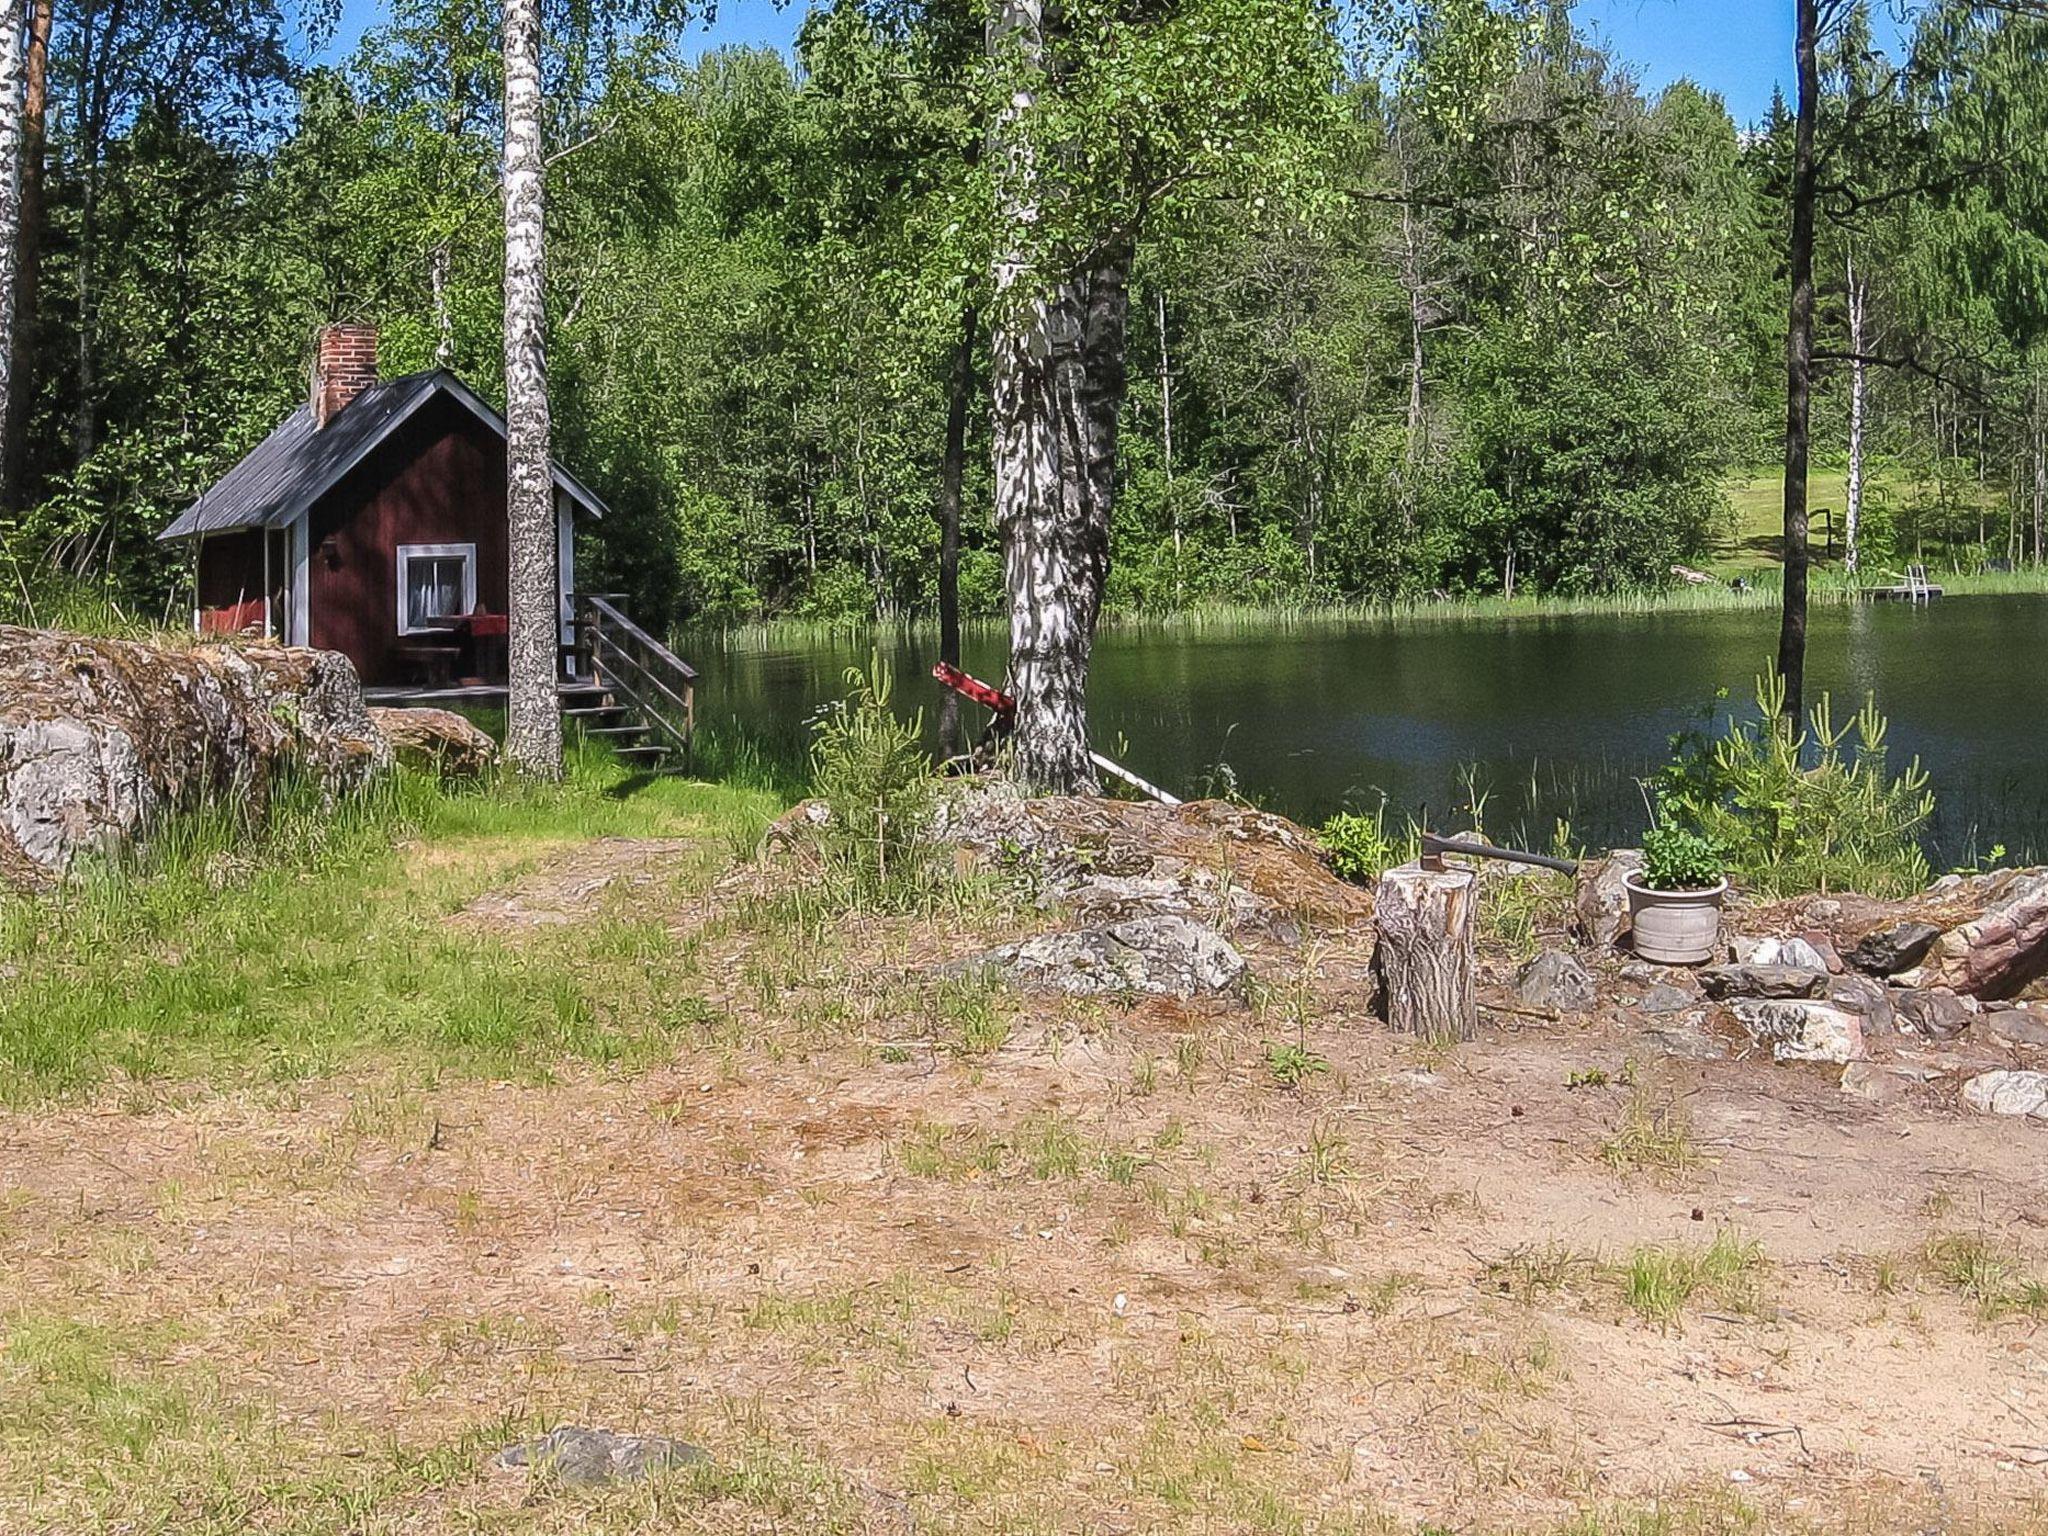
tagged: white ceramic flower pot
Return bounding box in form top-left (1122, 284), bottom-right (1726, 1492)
top-left (1623, 871), bottom-right (1728, 966)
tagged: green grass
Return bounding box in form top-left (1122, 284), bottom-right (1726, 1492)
top-left (1717, 464), bottom-right (2017, 578)
top-left (1615, 1231), bottom-right (1766, 1330)
top-left (0, 741), bottom-right (784, 1102)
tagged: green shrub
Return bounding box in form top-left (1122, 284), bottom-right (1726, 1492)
top-left (1653, 674), bottom-right (1934, 898)
top-left (1638, 824), bottom-right (1723, 892)
top-left (807, 656), bottom-right (942, 908)
top-left (1318, 804), bottom-right (1409, 884)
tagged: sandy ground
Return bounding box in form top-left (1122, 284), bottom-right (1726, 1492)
top-left (7, 838), bottom-right (2048, 1533)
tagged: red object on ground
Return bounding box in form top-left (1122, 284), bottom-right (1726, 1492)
top-left (932, 662), bottom-right (1016, 720)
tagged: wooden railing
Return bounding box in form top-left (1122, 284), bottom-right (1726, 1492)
top-left (569, 592), bottom-right (697, 766)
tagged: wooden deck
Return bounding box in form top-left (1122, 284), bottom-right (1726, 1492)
top-left (1860, 583), bottom-right (1944, 603)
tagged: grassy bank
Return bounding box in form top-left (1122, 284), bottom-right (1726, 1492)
top-left (0, 743), bottom-right (784, 1102)
top-left (691, 562), bottom-right (2048, 655)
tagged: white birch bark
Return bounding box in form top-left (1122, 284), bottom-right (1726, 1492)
top-left (1845, 249), bottom-right (1865, 574)
top-left (501, 0), bottom-right (562, 777)
top-left (988, 0), bottom-right (1099, 794)
top-left (0, 0), bottom-right (30, 471)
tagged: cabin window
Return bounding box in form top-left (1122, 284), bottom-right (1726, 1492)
top-left (396, 543), bottom-right (477, 634)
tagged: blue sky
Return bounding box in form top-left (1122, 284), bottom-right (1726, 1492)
top-left (323, 0), bottom-right (1907, 127)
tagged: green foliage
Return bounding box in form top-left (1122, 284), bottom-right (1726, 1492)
top-left (806, 657), bottom-right (943, 908)
top-left (1654, 675), bottom-right (1935, 898)
top-left (1316, 804), bottom-right (1408, 884)
top-left (1263, 1040), bottom-right (1330, 1088)
top-left (15, 0), bottom-right (2048, 630)
top-left (1638, 825), bottom-right (1724, 894)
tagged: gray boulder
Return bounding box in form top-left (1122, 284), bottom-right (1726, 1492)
top-left (497, 1426), bottom-right (708, 1487)
top-left (1513, 949), bottom-right (1597, 1013)
top-left (1, 626), bottom-right (390, 888)
top-left (1728, 999), bottom-right (1867, 1064)
top-left (1847, 921), bottom-right (1943, 977)
top-left (966, 915), bottom-right (1247, 999)
top-left (1961, 1070), bottom-right (2048, 1122)
top-left (1697, 964), bottom-right (1829, 1002)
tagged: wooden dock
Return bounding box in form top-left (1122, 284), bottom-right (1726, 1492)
top-left (1859, 564), bottom-right (1943, 604)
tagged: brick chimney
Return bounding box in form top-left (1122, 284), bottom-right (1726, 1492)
top-left (311, 323), bottom-right (379, 428)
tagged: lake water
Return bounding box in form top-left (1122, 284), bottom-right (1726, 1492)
top-left (688, 596), bottom-right (2048, 862)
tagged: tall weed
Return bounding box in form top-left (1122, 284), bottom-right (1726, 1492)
top-left (807, 657), bottom-right (944, 909)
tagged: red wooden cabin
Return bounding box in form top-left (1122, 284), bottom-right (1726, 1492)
top-left (160, 324), bottom-right (607, 693)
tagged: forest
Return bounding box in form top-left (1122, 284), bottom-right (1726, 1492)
top-left (0, 0), bottom-right (2045, 636)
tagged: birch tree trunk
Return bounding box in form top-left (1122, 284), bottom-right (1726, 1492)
top-left (988, 0), bottom-right (1110, 795)
top-left (0, 0), bottom-right (31, 486)
top-left (501, 0), bottom-right (562, 778)
top-left (1845, 249), bottom-right (1866, 574)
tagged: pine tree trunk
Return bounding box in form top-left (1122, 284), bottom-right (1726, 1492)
top-left (1776, 0), bottom-right (1820, 725)
top-left (936, 301), bottom-right (976, 759)
top-left (1845, 250), bottom-right (1865, 575)
top-left (3, 0), bottom-right (44, 507)
top-left (500, 0), bottom-right (562, 778)
top-left (0, 0), bottom-right (30, 487)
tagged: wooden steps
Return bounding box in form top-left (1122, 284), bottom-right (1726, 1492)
top-left (555, 593), bottom-right (696, 775)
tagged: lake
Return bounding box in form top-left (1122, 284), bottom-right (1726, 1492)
top-left (688, 595), bottom-right (2048, 862)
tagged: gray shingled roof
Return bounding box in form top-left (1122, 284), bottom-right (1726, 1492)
top-left (160, 369), bottom-right (607, 541)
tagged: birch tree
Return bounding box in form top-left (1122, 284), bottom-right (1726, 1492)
top-left (501, 0), bottom-right (562, 776)
top-left (984, 0), bottom-right (1342, 792)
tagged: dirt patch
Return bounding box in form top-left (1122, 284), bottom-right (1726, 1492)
top-left (451, 836), bottom-right (706, 928)
top-left (11, 828), bottom-right (2048, 1531)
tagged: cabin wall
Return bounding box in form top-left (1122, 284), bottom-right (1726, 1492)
top-left (195, 530), bottom-right (269, 636)
top-left (307, 395), bottom-right (512, 687)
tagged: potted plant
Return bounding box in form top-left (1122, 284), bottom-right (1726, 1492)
top-left (1625, 825), bottom-right (1728, 965)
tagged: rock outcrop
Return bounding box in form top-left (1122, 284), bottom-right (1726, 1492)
top-left (0, 626), bottom-right (390, 888)
top-left (958, 915), bottom-right (1249, 1000)
top-left (370, 706), bottom-right (499, 777)
top-left (932, 781), bottom-right (1374, 931)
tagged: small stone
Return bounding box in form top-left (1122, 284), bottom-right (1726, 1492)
top-left (1619, 960), bottom-right (1656, 985)
top-left (1640, 983), bottom-right (1696, 1015)
top-left (1961, 1070), bottom-right (2048, 1121)
top-left (1987, 1007), bottom-right (2048, 1048)
top-left (1840, 1062), bottom-right (1909, 1103)
top-left (1643, 1025), bottom-right (1727, 1061)
top-left (1513, 950), bottom-right (1597, 1014)
top-left (1807, 898), bottom-right (1843, 923)
top-left (1798, 930), bottom-right (1844, 973)
top-left (1894, 987), bottom-right (1973, 1041)
top-left (1697, 964), bottom-right (1828, 1002)
top-left (1729, 1000), bottom-right (1867, 1065)
top-left (1828, 973), bottom-right (1896, 1035)
top-left (1775, 936), bottom-right (1831, 973)
top-left (1576, 850), bottom-right (1643, 948)
top-left (1847, 921), bottom-right (1944, 977)
top-left (497, 1426), bottom-right (709, 1487)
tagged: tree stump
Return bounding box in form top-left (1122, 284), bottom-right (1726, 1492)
top-left (1373, 860), bottom-right (1478, 1042)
